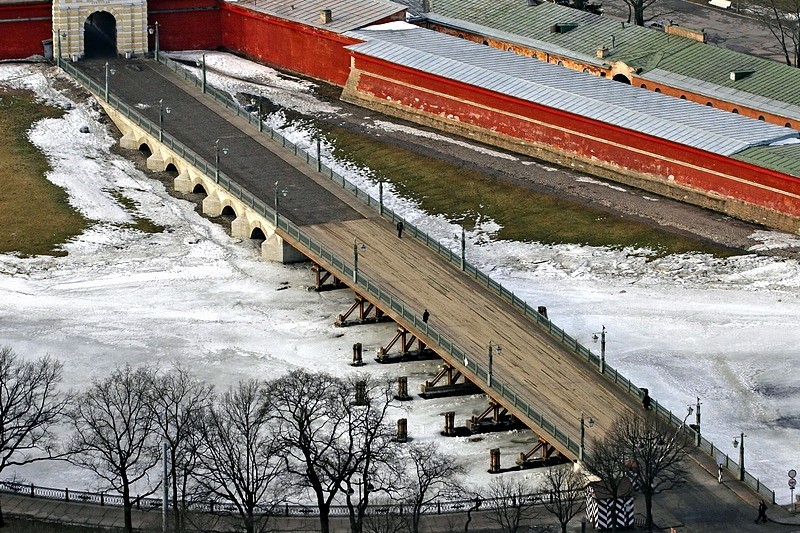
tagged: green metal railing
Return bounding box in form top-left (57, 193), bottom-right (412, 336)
top-left (58, 55), bottom-right (775, 503)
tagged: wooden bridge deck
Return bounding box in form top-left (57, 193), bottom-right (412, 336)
top-left (300, 216), bottom-right (643, 455)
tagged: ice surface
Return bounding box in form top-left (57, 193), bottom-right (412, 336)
top-left (2, 58), bottom-right (800, 504)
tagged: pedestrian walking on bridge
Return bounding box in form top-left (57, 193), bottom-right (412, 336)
top-left (397, 221), bottom-right (404, 238)
top-left (755, 500), bottom-right (768, 523)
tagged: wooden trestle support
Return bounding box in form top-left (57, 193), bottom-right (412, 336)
top-left (375, 325), bottom-right (437, 363)
top-left (465, 401), bottom-right (526, 433)
top-left (515, 438), bottom-right (566, 469)
top-left (419, 363), bottom-right (480, 399)
top-left (312, 263), bottom-right (346, 292)
top-left (335, 295), bottom-right (390, 327)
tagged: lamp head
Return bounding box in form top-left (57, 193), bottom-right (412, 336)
top-left (733, 437), bottom-right (739, 448)
top-left (148, 27), bottom-right (154, 35)
top-left (592, 334), bottom-right (599, 343)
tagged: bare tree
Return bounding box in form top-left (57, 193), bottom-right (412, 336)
top-left (483, 476), bottom-right (539, 533)
top-left (67, 365), bottom-right (159, 533)
top-left (403, 442), bottom-right (465, 533)
top-left (582, 434), bottom-right (629, 533)
top-left (620, 0), bottom-right (663, 25)
top-left (540, 464), bottom-right (586, 533)
top-left (194, 380), bottom-right (282, 533)
top-left (269, 370), bottom-right (396, 533)
top-left (148, 365), bottom-right (214, 533)
top-left (340, 376), bottom-right (401, 533)
top-left (612, 412), bottom-right (689, 532)
top-left (758, 0), bottom-right (800, 66)
top-left (0, 347), bottom-right (70, 527)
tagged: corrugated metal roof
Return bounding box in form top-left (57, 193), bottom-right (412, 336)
top-left (424, 0), bottom-right (800, 122)
top-left (227, 0), bottom-right (406, 33)
top-left (643, 68), bottom-right (800, 122)
top-left (734, 143), bottom-right (800, 178)
top-left (427, 0), bottom-right (695, 64)
top-left (346, 26), bottom-right (798, 157)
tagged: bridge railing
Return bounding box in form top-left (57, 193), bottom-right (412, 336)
top-left (0, 479), bottom-right (563, 517)
top-left (59, 56), bottom-right (774, 504)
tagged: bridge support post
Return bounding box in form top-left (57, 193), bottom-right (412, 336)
top-left (442, 411), bottom-right (456, 436)
top-left (396, 418), bottom-right (408, 442)
top-left (354, 381), bottom-right (367, 406)
top-left (230, 217), bottom-right (250, 239)
top-left (173, 171), bottom-right (191, 193)
top-left (352, 343), bottom-right (364, 367)
top-left (395, 376), bottom-right (412, 401)
top-left (489, 448), bottom-right (501, 474)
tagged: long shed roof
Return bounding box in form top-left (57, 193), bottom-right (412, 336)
top-left (423, 0), bottom-right (800, 122)
top-left (227, 0), bottom-right (406, 33)
top-left (346, 25), bottom-right (798, 158)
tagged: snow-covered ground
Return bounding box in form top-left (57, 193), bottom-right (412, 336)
top-left (1, 55), bottom-right (800, 503)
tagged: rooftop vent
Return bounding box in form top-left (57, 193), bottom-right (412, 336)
top-left (320, 8), bottom-right (332, 24)
top-left (550, 22), bottom-right (578, 33)
top-left (597, 45), bottom-right (610, 59)
top-left (729, 69), bottom-right (755, 81)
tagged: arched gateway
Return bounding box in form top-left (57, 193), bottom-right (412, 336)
top-left (52, 0), bottom-right (148, 60)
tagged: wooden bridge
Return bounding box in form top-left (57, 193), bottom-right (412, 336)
top-left (62, 53), bottom-right (773, 501)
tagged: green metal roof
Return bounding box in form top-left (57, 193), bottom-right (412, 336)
top-left (734, 143), bottom-right (800, 177)
top-left (426, 0), bottom-right (800, 121)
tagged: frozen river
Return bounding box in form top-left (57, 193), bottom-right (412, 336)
top-left (1, 56), bottom-right (800, 502)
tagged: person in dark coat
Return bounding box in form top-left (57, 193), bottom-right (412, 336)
top-left (755, 500), bottom-right (768, 523)
top-left (422, 309), bottom-right (430, 323)
top-left (642, 389), bottom-right (651, 410)
top-left (396, 221), bottom-right (404, 238)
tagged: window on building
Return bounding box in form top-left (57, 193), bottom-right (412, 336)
top-left (732, 109), bottom-right (739, 114)
top-left (706, 102), bottom-right (713, 107)
top-left (758, 115), bottom-right (765, 121)
top-left (655, 88), bottom-right (661, 93)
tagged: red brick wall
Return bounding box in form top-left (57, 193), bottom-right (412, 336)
top-left (0, 3), bottom-right (52, 60)
top-left (219, 2), bottom-right (360, 85)
top-left (148, 0), bottom-right (221, 52)
top-left (349, 54), bottom-right (800, 219)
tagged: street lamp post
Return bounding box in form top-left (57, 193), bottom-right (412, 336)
top-left (56, 30), bottom-right (66, 68)
top-left (580, 412), bottom-right (594, 462)
top-left (460, 228), bottom-right (466, 271)
top-left (353, 238), bottom-right (366, 283)
top-left (201, 53), bottom-right (207, 93)
top-left (274, 181), bottom-right (287, 225)
top-left (488, 341), bottom-right (501, 387)
top-left (158, 99), bottom-right (171, 142)
top-left (148, 22), bottom-right (160, 60)
top-left (592, 325), bottom-right (606, 373)
top-left (104, 62), bottom-right (116, 102)
top-left (733, 433), bottom-right (746, 481)
top-left (214, 139), bottom-right (228, 183)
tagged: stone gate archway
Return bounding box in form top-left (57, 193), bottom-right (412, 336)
top-left (84, 11), bottom-right (116, 58)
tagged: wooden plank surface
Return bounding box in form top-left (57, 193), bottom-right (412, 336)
top-left (298, 215), bottom-right (645, 457)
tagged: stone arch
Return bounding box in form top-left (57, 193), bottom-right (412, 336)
top-left (192, 183), bottom-right (208, 194)
top-left (84, 11), bottom-right (117, 58)
top-left (250, 227), bottom-right (267, 240)
top-left (220, 205), bottom-right (237, 219)
top-left (612, 73), bottom-right (631, 84)
top-left (786, 122), bottom-right (793, 128)
top-left (164, 163), bottom-right (179, 175)
top-left (138, 142), bottom-right (152, 155)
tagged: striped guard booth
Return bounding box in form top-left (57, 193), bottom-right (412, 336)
top-left (585, 478), bottom-right (634, 529)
